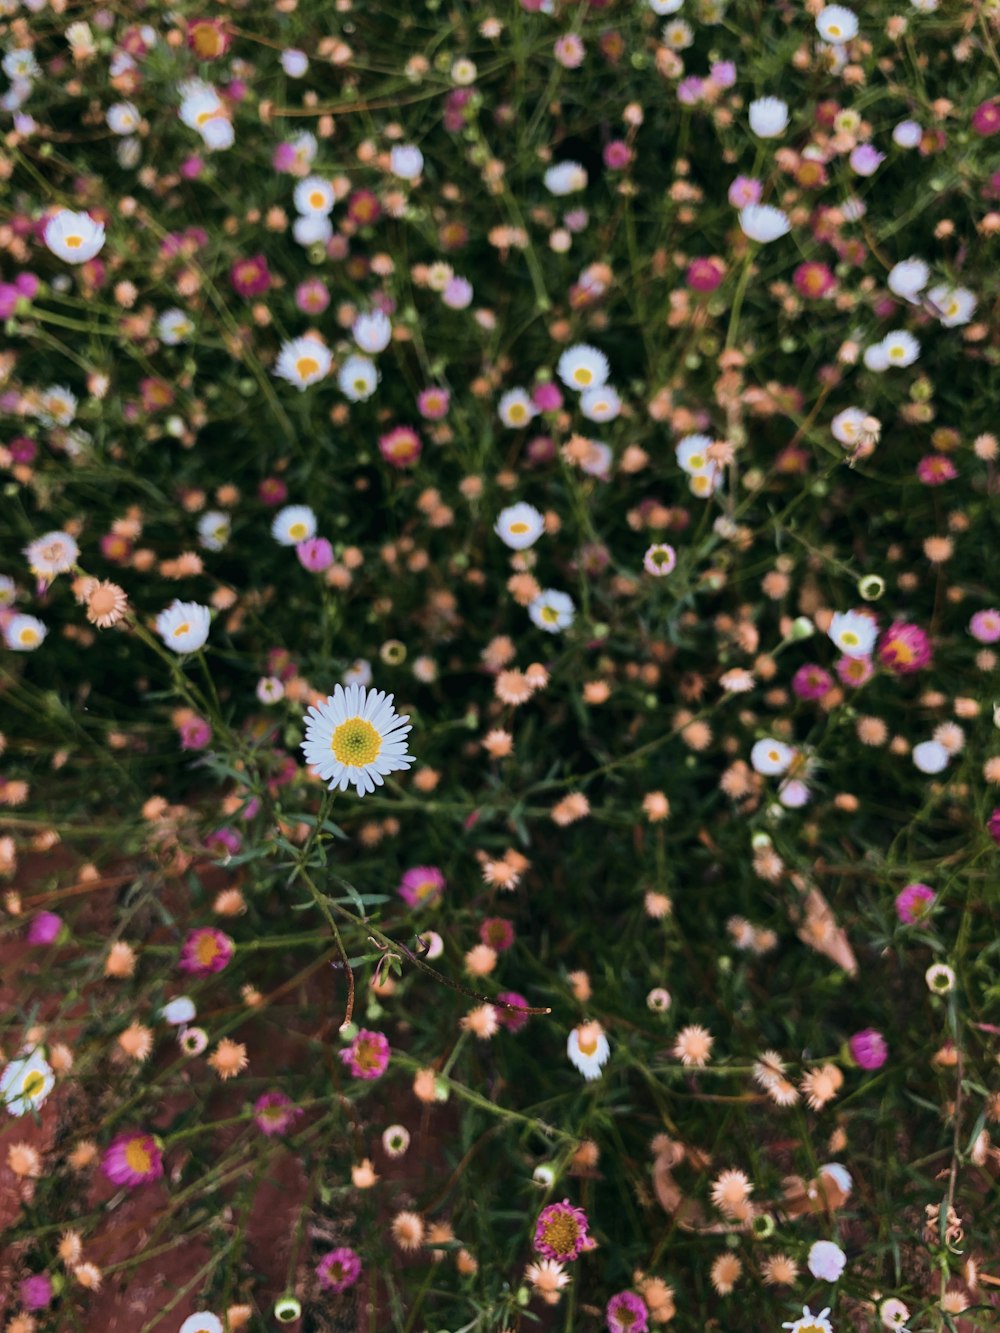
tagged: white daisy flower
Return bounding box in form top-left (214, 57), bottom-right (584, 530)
top-left (926, 284), bottom-right (977, 328)
top-left (155, 600), bottom-right (211, 654)
top-left (43, 209), bottom-right (106, 264)
top-left (815, 4), bottom-right (858, 43)
top-left (275, 336), bottom-right (332, 390)
top-left (779, 778), bottom-right (811, 808)
top-left (782, 1308), bottom-right (834, 1333)
top-left (750, 738), bottom-right (795, 776)
top-left (24, 530), bottom-right (79, 579)
top-left (281, 48), bottom-right (309, 78)
top-left (557, 343), bottom-right (610, 392)
top-left (543, 161), bottom-right (587, 196)
top-left (179, 1316), bottom-right (223, 1333)
top-left (495, 502), bottom-right (545, 550)
top-left (879, 1298), bottom-right (910, 1329)
top-left (892, 119), bottom-right (922, 148)
top-left (338, 354), bottom-right (379, 402)
top-left (117, 137), bottom-right (142, 169)
top-left (352, 309), bottom-right (392, 354)
top-left (343, 658), bottom-right (373, 688)
top-left (1, 1048), bottom-right (55, 1116)
top-left (863, 341), bottom-right (890, 373)
top-left (566, 1022), bottom-right (610, 1080)
top-left (748, 96), bottom-right (789, 138)
top-left (579, 384), bottom-right (621, 422)
top-left (887, 258), bottom-right (929, 302)
top-left (4, 614), bottom-right (47, 651)
top-left (178, 85), bottom-right (225, 133)
top-left (36, 384), bottom-right (78, 427)
top-left (197, 511), bottom-right (231, 552)
top-left (160, 996), bottom-right (197, 1026)
top-left (497, 387), bottom-right (537, 429)
top-left (925, 961), bottom-right (955, 992)
top-left (301, 683), bottom-right (414, 797)
top-left (271, 505), bottom-right (317, 546)
top-left (828, 609), bottom-right (878, 658)
top-left (2, 48), bottom-right (40, 80)
top-left (661, 17), bottom-right (694, 47)
top-left (912, 739), bottom-right (949, 774)
top-left (390, 144), bottom-right (424, 180)
top-left (675, 433), bottom-right (713, 474)
top-left (818, 1162), bottom-right (853, 1196)
top-left (292, 213), bottom-right (333, 247)
top-left (0, 575), bottom-right (15, 606)
top-left (649, 0), bottom-right (684, 11)
top-left (293, 175), bottom-right (335, 216)
top-left (107, 101), bottom-right (140, 134)
top-left (882, 330), bottom-right (920, 367)
top-left (158, 308), bottom-right (195, 345)
top-left (528, 588), bottom-right (575, 634)
top-left (739, 204), bottom-right (790, 243)
top-left (807, 1240), bottom-right (846, 1281)
top-left (201, 117), bottom-right (234, 152)
top-left (830, 407), bottom-right (868, 445)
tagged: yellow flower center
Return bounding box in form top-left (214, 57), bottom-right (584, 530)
top-left (842, 631), bottom-right (859, 647)
top-left (173, 622), bottom-right (191, 638)
top-left (309, 191), bottom-right (325, 209)
top-left (573, 367), bottom-right (593, 386)
top-left (509, 404), bottom-right (527, 423)
top-left (65, 235), bottom-right (82, 248)
top-left (288, 522), bottom-right (308, 540)
top-left (353, 378), bottom-right (367, 393)
top-left (577, 1032), bottom-right (598, 1056)
top-left (18, 628), bottom-right (39, 645)
top-left (21, 1070), bottom-right (46, 1099)
top-left (828, 22), bottom-right (841, 35)
top-left (353, 1035), bottom-right (382, 1069)
top-left (195, 933), bottom-right (220, 966)
top-left (331, 717), bottom-right (382, 767)
top-left (509, 521), bottom-right (530, 534)
top-left (540, 605), bottom-right (559, 624)
top-left (124, 1137), bottom-right (152, 1175)
top-left (540, 1213), bottom-right (581, 1253)
top-left (295, 355), bottom-right (320, 379)
top-left (689, 453), bottom-right (705, 469)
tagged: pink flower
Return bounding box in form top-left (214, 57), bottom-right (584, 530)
top-left (916, 454), bottom-right (957, 485)
top-left (686, 257), bottom-right (725, 293)
top-left (494, 990), bottom-right (531, 1033)
top-left (988, 808), bottom-right (1000, 846)
top-left (534, 1200), bottom-right (592, 1261)
top-left (347, 190), bottom-right (381, 226)
top-left (258, 477), bottom-right (288, 507)
top-left (969, 609), bottom-right (1000, 644)
top-left (295, 278), bottom-right (330, 314)
top-left (835, 654), bottom-right (874, 688)
top-left (607, 1292), bottom-right (649, 1333)
top-left (102, 1131), bottom-right (164, 1187)
top-left (972, 100), bottom-right (1000, 136)
top-left (253, 1090), bottom-right (302, 1136)
top-left (340, 1029), bottom-right (390, 1080)
top-left (229, 254), bottom-right (271, 297)
top-left (317, 1246), bottom-right (362, 1293)
top-left (677, 76), bottom-right (705, 107)
top-left (179, 716), bottom-right (212, 750)
top-left (728, 175), bottom-right (762, 208)
top-left (602, 139), bottom-right (632, 170)
top-left (895, 882), bottom-right (935, 924)
top-left (398, 865), bottom-right (445, 909)
top-left (877, 622), bottom-right (932, 674)
top-left (296, 537), bottom-right (334, 572)
top-left (849, 1028), bottom-right (888, 1070)
top-left (793, 261), bottom-right (836, 299)
top-left (378, 425), bottom-right (422, 468)
top-left (480, 917), bottom-right (515, 951)
top-left (19, 1275), bottom-right (53, 1312)
top-left (554, 34), bottom-right (585, 69)
top-left (27, 911), bottom-right (63, 945)
top-left (178, 927), bottom-right (234, 976)
top-left (792, 663), bottom-right (834, 700)
top-left (532, 380), bottom-right (563, 412)
top-left (417, 386), bottom-right (450, 419)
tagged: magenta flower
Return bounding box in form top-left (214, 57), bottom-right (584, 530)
top-left (533, 1199), bottom-right (592, 1261)
top-left (728, 175), bottom-right (762, 208)
top-left (603, 140), bottom-right (632, 170)
top-left (19, 1274), bottom-right (53, 1311)
top-left (793, 261), bottom-right (836, 299)
top-left (178, 927), bottom-right (235, 976)
top-left (206, 827), bottom-right (241, 857)
top-left (686, 257), bottom-right (725, 293)
top-left (878, 622), bottom-right (932, 674)
top-left (27, 911), bottom-right (63, 946)
top-left (295, 278), bottom-right (330, 314)
top-left (398, 866), bottom-right (445, 909)
top-left (972, 100), bottom-right (1000, 136)
top-left (340, 1029), bottom-right (390, 1080)
top-left (417, 386), bottom-right (451, 419)
top-left (606, 1291), bottom-right (649, 1333)
top-left (347, 189), bottom-right (381, 226)
top-left (102, 1130), bottom-right (164, 1187)
top-left (677, 76), bottom-right (705, 106)
top-left (532, 380), bottom-right (563, 412)
top-left (849, 1028), bottom-right (888, 1071)
top-left (850, 144), bottom-right (885, 176)
top-left (792, 663), bottom-right (834, 700)
top-left (709, 60), bottom-right (737, 88)
top-left (895, 882), bottom-right (935, 924)
top-left (988, 808), bottom-right (1000, 847)
top-left (916, 454), bottom-right (957, 486)
top-left (480, 917), bottom-right (515, 952)
top-left (229, 254), bottom-right (271, 297)
top-left (258, 477), bottom-right (288, 507)
top-left (178, 715), bottom-right (212, 750)
top-left (378, 425), bottom-right (422, 468)
top-left (253, 1090), bottom-right (302, 1136)
top-left (969, 609), bottom-right (1000, 644)
top-left (494, 990), bottom-right (531, 1033)
top-left (317, 1246), bottom-right (362, 1293)
top-left (835, 654), bottom-right (874, 688)
top-left (296, 537), bottom-right (334, 573)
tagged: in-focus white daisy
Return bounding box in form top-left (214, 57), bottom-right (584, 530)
top-left (828, 610), bottom-right (877, 658)
top-left (528, 588), bottom-right (575, 633)
top-left (4, 614), bottom-right (47, 651)
top-left (882, 330), bottom-right (920, 367)
top-left (557, 343), bottom-right (610, 392)
top-left (390, 144), bottom-right (424, 180)
top-left (197, 511), bottom-right (231, 552)
top-left (338, 354), bottom-right (379, 402)
top-left (352, 309), bottom-right (392, 354)
top-left (301, 683), bottom-right (414, 797)
top-left (179, 1316), bottom-right (223, 1333)
top-left (567, 1022), bottom-right (610, 1080)
top-left (275, 336), bottom-right (331, 390)
top-left (36, 385), bottom-right (78, 427)
top-left (271, 504), bottom-right (317, 546)
top-left (887, 258), bottom-right (929, 302)
top-left (497, 388), bottom-right (537, 429)
top-left (292, 213), bottom-right (333, 248)
top-left (912, 739), bottom-right (949, 774)
top-left (43, 209), bottom-right (105, 264)
top-left (293, 175), bottom-right (335, 216)
top-left (748, 96), bottom-right (789, 138)
top-left (926, 284), bottom-right (977, 328)
top-left (495, 502), bottom-right (545, 550)
top-left (24, 531), bottom-right (79, 579)
top-left (815, 4), bottom-right (858, 42)
top-left (782, 1308), bottom-right (834, 1333)
top-left (158, 308), bottom-right (195, 345)
top-left (155, 600), bottom-right (210, 655)
top-left (1, 1048), bottom-right (55, 1116)
top-left (579, 384), bottom-right (621, 423)
top-left (751, 738), bottom-right (795, 776)
top-left (739, 204), bottom-right (790, 243)
top-left (107, 101), bottom-right (141, 134)
top-left (830, 407), bottom-right (868, 446)
top-left (544, 161), bottom-right (588, 196)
